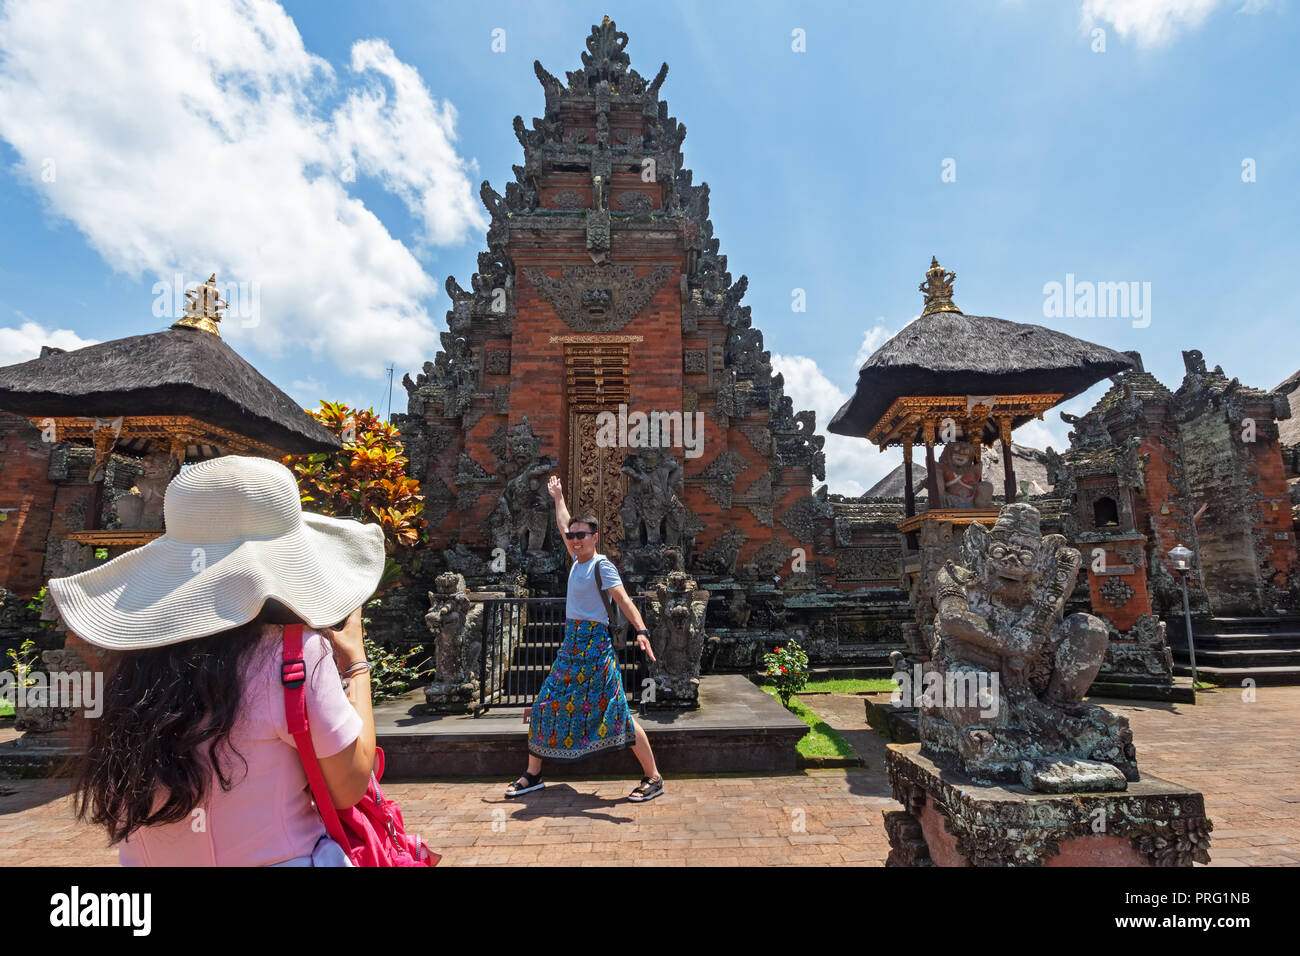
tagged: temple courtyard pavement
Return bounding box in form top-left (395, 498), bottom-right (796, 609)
top-left (1, 685), bottom-right (1296, 867)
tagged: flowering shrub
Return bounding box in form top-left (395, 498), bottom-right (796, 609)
top-left (763, 640), bottom-right (809, 708)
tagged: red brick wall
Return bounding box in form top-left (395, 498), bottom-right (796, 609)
top-left (0, 412), bottom-right (57, 597)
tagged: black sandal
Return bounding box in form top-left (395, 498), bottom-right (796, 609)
top-left (505, 770), bottom-right (544, 798)
top-left (628, 775), bottom-right (664, 803)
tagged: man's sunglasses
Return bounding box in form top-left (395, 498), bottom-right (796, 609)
top-left (564, 531), bottom-right (595, 540)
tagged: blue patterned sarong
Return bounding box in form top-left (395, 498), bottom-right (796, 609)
top-left (527, 619), bottom-right (636, 761)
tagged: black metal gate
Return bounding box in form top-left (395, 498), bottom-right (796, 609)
top-left (475, 597), bottom-right (648, 715)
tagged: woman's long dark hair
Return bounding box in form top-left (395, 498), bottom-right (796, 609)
top-left (73, 603), bottom-right (305, 844)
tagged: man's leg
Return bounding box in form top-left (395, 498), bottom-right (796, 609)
top-left (629, 719), bottom-right (660, 780)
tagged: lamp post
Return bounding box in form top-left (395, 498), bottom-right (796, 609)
top-left (1169, 543), bottom-right (1198, 687)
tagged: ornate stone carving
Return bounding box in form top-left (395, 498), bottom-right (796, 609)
top-left (836, 548), bottom-right (901, 583)
top-left (697, 449), bottom-right (747, 509)
top-left (698, 529), bottom-right (745, 577)
top-left (780, 492), bottom-right (832, 543)
top-left (484, 350), bottom-right (511, 375)
top-left (488, 418), bottom-right (557, 559)
top-left (454, 453), bottom-right (494, 510)
top-left (1098, 575), bottom-right (1137, 608)
top-left (885, 744), bottom-right (1212, 867)
top-left (523, 264), bottom-right (675, 333)
top-left (551, 189), bottom-right (584, 209)
top-left (615, 190), bottom-right (652, 220)
top-left (739, 424), bottom-right (774, 459)
top-left (421, 474), bottom-right (455, 528)
top-left (683, 349), bottom-right (707, 374)
top-left (585, 208), bottom-right (611, 255)
top-left (643, 570), bottom-right (711, 708)
top-left (923, 503), bottom-right (1138, 789)
top-left (423, 572), bottom-right (484, 713)
top-left (620, 448), bottom-right (685, 550)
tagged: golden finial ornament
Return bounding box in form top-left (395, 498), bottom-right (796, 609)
top-left (172, 273), bottom-right (226, 336)
top-left (919, 256), bottom-right (961, 316)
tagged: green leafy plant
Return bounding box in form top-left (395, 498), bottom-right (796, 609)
top-left (24, 587), bottom-right (55, 629)
top-left (362, 637), bottom-right (433, 704)
top-left (6, 638), bottom-right (40, 689)
top-left (359, 600), bottom-right (432, 703)
top-left (763, 640), bottom-right (810, 709)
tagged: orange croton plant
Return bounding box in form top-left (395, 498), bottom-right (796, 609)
top-left (283, 402), bottom-right (426, 567)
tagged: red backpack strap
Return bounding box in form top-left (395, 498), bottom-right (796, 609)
top-left (281, 623), bottom-right (349, 849)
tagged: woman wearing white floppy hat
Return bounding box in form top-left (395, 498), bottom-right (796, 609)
top-left (48, 454), bottom-right (387, 866)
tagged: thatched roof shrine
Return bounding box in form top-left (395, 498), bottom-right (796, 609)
top-left (828, 258), bottom-right (1135, 444)
top-left (0, 276), bottom-right (337, 457)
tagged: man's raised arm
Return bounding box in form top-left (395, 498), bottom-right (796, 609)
top-left (547, 474), bottom-right (570, 538)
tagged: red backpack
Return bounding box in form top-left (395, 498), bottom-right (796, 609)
top-left (281, 624), bottom-right (439, 867)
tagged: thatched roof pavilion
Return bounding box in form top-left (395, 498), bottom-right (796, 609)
top-left (0, 276), bottom-right (337, 459)
top-left (829, 258), bottom-right (1133, 520)
top-left (828, 260), bottom-right (1135, 443)
top-left (0, 275), bottom-right (337, 539)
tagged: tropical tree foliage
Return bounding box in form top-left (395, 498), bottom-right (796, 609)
top-left (282, 402), bottom-right (425, 555)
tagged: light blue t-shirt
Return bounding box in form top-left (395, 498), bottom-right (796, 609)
top-left (566, 554), bottom-right (623, 622)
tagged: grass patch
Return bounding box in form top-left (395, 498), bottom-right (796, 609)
top-left (0, 700), bottom-right (13, 718)
top-left (757, 676), bottom-right (897, 695)
top-left (761, 687), bottom-right (857, 759)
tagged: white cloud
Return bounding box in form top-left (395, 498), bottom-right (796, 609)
top-left (0, 0), bottom-right (487, 379)
top-left (0, 318), bottom-right (99, 367)
top-left (1081, 0), bottom-right (1272, 47)
top-left (772, 352), bottom-right (899, 497)
top-left (853, 322), bottom-right (899, 371)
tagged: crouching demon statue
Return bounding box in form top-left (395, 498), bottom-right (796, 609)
top-left (921, 503), bottom-right (1138, 791)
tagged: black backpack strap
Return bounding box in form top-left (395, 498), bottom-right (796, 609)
top-left (592, 557), bottom-right (617, 628)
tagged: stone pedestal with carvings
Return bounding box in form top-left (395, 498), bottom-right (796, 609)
top-left (883, 743), bottom-right (1212, 867)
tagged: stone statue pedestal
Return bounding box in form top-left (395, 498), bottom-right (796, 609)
top-left (883, 744), bottom-right (1212, 867)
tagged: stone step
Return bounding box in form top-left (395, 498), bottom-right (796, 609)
top-left (1174, 616), bottom-right (1300, 638)
top-left (1171, 633), bottom-right (1300, 650)
top-left (1172, 647), bottom-right (1300, 669)
top-left (1172, 663), bottom-right (1300, 685)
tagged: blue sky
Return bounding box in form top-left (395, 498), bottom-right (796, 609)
top-left (1, 0), bottom-right (1296, 493)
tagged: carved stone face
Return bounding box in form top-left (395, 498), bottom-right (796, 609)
top-left (947, 442), bottom-right (974, 470)
top-left (982, 528), bottom-right (1043, 605)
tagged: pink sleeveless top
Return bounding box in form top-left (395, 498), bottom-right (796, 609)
top-left (118, 625), bottom-right (362, 866)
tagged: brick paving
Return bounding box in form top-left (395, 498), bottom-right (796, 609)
top-left (1, 685), bottom-right (1297, 866)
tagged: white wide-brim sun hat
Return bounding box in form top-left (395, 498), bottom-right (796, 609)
top-left (47, 455), bottom-right (386, 651)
